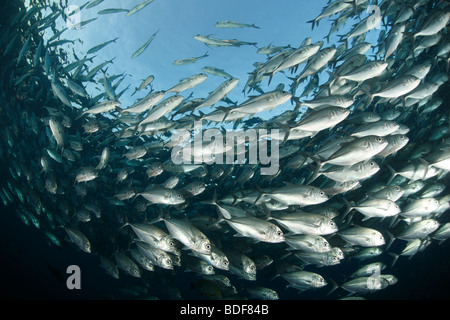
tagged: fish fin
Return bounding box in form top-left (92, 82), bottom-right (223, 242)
top-left (388, 252), bottom-right (399, 268)
top-left (253, 185), bottom-right (267, 205)
top-left (385, 230), bottom-right (396, 251)
top-left (388, 215), bottom-right (399, 229)
top-left (260, 202), bottom-right (272, 220)
top-left (418, 157), bottom-right (430, 179)
top-left (280, 251), bottom-right (293, 260)
top-left (147, 206), bottom-right (165, 224)
top-left (342, 197), bottom-right (355, 221)
top-left (402, 31), bottom-right (416, 51)
top-left (306, 19), bottom-right (317, 31)
top-left (74, 111), bottom-right (85, 120)
top-left (201, 189), bottom-right (218, 206)
top-left (307, 155), bottom-right (325, 185)
top-left (327, 279), bottom-right (339, 296)
top-left (325, 70), bottom-right (340, 89)
top-left (386, 164), bottom-right (397, 185)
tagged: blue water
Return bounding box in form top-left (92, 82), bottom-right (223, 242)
top-left (1, 0), bottom-right (450, 301)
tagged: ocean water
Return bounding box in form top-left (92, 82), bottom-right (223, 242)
top-left (1, 0), bottom-right (450, 301)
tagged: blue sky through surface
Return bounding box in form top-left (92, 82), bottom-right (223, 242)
top-left (52, 0), bottom-right (381, 121)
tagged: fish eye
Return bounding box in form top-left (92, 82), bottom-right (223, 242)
top-left (205, 244), bottom-right (211, 250)
top-left (165, 259), bottom-right (171, 265)
top-left (320, 191), bottom-right (325, 196)
top-left (223, 260), bottom-right (229, 266)
top-left (370, 161), bottom-right (374, 166)
top-left (377, 137), bottom-right (383, 142)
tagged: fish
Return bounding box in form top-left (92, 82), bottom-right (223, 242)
top-left (86, 0), bottom-right (105, 9)
top-left (137, 95), bottom-right (183, 126)
top-left (87, 37), bottom-right (119, 55)
top-left (332, 276), bottom-right (389, 296)
top-left (75, 100), bottom-right (122, 119)
top-left (160, 217), bottom-right (212, 255)
top-left (229, 90), bottom-right (292, 115)
top-left (214, 21), bottom-right (260, 29)
top-left (338, 225), bottom-right (386, 247)
top-left (219, 212), bottom-right (285, 243)
top-left (99, 255), bottom-right (120, 279)
top-left (63, 226), bottom-right (91, 253)
top-left (246, 287), bottom-right (279, 300)
top-left (280, 271), bottom-right (327, 292)
top-left (167, 73), bottom-right (208, 93)
top-left (317, 136), bottom-right (389, 167)
top-left (137, 185), bottom-right (185, 205)
top-left (173, 52), bottom-right (209, 65)
top-left (123, 90), bottom-right (165, 114)
top-left (97, 8), bottom-right (129, 15)
top-left (124, 221), bottom-right (180, 255)
top-left (48, 117), bottom-right (67, 150)
top-left (127, 0), bottom-right (154, 16)
top-left (344, 197), bottom-right (401, 220)
top-left (132, 30), bottom-right (159, 59)
top-left (224, 249), bottom-right (257, 281)
top-left (135, 241), bottom-right (174, 270)
top-left (115, 252), bottom-right (141, 278)
top-left (195, 78), bottom-right (239, 109)
top-left (201, 66), bottom-right (233, 79)
top-left (284, 234), bottom-right (331, 253)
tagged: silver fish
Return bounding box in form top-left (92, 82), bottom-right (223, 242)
top-left (339, 226), bottom-right (385, 247)
top-left (163, 217), bottom-right (212, 255)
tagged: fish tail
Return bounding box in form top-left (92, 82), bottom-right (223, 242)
top-left (306, 19), bottom-right (316, 31)
top-left (280, 251), bottom-right (292, 260)
top-left (119, 221), bottom-right (130, 231)
top-left (74, 111), bottom-right (85, 120)
top-left (147, 206), bottom-right (165, 224)
top-left (201, 189), bottom-right (218, 206)
top-left (327, 279), bottom-right (339, 296)
top-left (385, 230), bottom-right (396, 252)
top-left (307, 155), bottom-right (324, 185)
top-left (386, 164), bottom-right (397, 185)
top-left (342, 197), bottom-right (354, 220)
top-left (388, 252), bottom-right (399, 268)
top-left (254, 185), bottom-right (266, 205)
top-left (260, 202), bottom-right (272, 220)
top-left (326, 70), bottom-right (339, 90)
top-left (402, 31), bottom-right (415, 51)
top-left (212, 207), bottom-right (227, 224)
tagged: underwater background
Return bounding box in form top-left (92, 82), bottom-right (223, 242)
top-left (1, 0), bottom-right (450, 300)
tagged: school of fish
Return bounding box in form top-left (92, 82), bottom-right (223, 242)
top-left (0, 0), bottom-right (450, 299)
